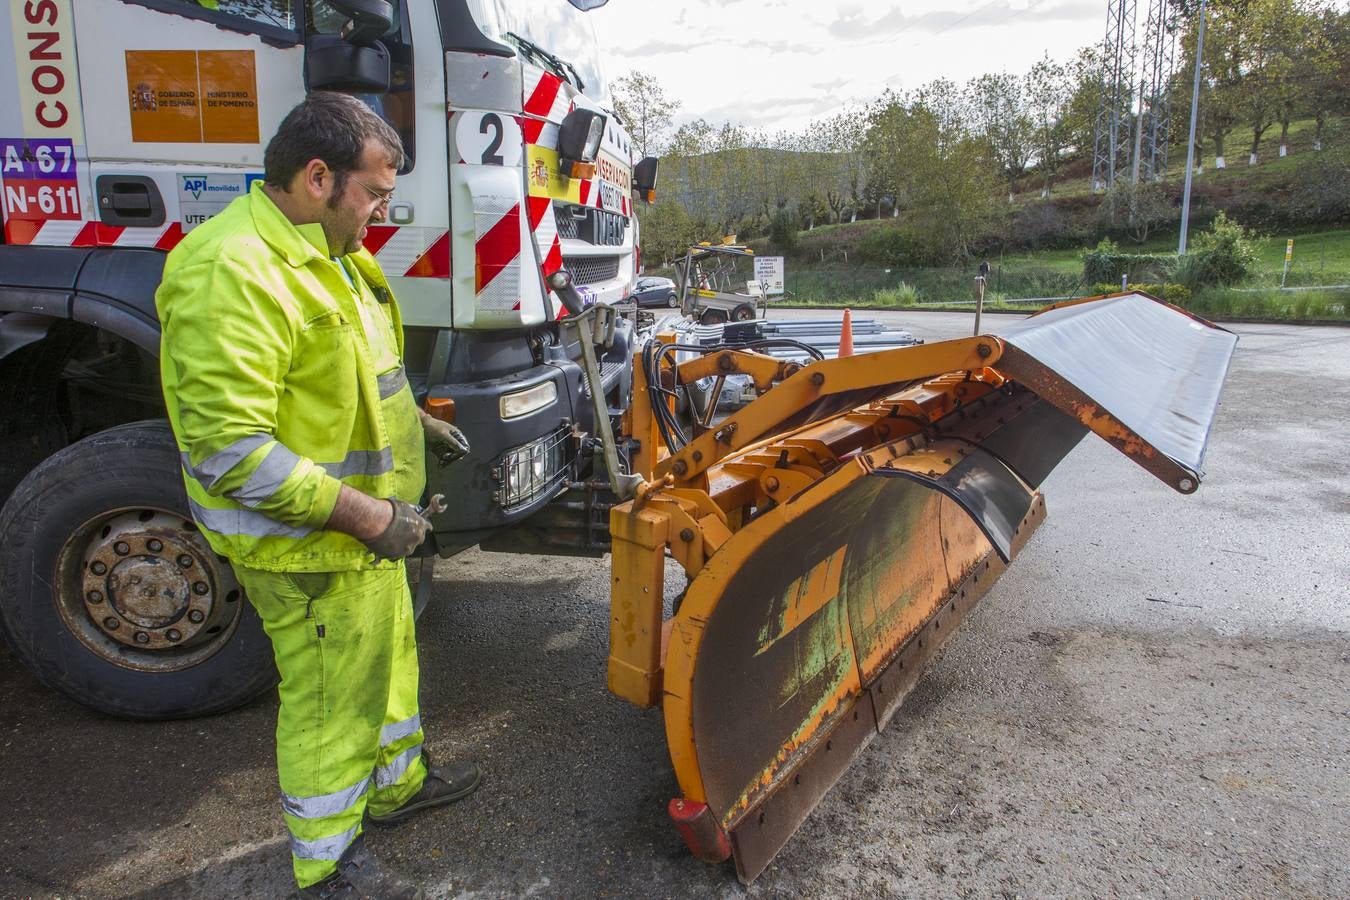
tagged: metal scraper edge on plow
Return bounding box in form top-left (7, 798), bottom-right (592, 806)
top-left (598, 291), bottom-right (1237, 882)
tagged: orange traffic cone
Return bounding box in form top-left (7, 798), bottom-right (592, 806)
top-left (838, 307), bottom-right (854, 358)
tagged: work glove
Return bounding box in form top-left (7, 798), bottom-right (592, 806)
top-left (362, 498), bottom-right (434, 560)
top-left (423, 416), bottom-right (471, 464)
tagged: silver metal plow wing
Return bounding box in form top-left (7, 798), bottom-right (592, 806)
top-left (995, 291), bottom-right (1238, 493)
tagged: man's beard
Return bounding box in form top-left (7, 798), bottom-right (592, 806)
top-left (325, 179), bottom-right (370, 255)
top-left (321, 209), bottom-right (369, 256)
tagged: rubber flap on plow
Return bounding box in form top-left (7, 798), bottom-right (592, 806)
top-left (655, 293), bottom-right (1236, 881)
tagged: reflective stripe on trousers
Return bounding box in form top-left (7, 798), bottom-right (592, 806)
top-left (233, 564), bottom-right (426, 889)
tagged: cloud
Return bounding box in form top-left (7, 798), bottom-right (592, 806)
top-left (811, 77), bottom-right (851, 93)
top-left (740, 38), bottom-right (816, 53)
top-left (689, 92), bottom-right (849, 130)
top-left (619, 39), bottom-right (679, 57)
top-left (828, 0), bottom-right (1099, 40)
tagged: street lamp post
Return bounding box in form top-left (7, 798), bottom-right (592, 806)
top-left (1178, 0), bottom-right (1208, 255)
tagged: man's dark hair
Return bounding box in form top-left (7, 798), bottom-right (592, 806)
top-left (263, 92), bottom-right (404, 196)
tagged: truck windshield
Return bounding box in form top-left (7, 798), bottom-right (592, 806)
top-left (473, 0), bottom-right (609, 105)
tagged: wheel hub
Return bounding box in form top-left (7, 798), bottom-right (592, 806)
top-left (81, 511), bottom-right (236, 651)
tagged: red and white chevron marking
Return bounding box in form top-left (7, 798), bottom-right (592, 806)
top-left (526, 195), bottom-right (563, 276)
top-left (3, 219), bottom-right (185, 249)
top-left (521, 65), bottom-right (573, 143)
top-left (4, 218), bottom-right (449, 278)
top-left (474, 199), bottom-right (522, 312)
top-left (362, 226), bottom-right (451, 278)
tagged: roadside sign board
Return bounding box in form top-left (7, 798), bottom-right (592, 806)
top-left (754, 256), bottom-right (785, 296)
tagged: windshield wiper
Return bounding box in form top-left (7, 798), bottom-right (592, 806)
top-left (505, 31), bottom-right (583, 92)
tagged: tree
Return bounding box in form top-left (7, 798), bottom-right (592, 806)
top-left (1271, 0), bottom-right (1314, 156)
top-left (968, 71), bottom-right (1036, 201)
top-left (1299, 2), bottom-right (1350, 151)
top-left (1025, 55), bottom-right (1075, 196)
top-left (611, 70), bottom-right (680, 158)
top-left (1174, 0), bottom-right (1320, 168)
top-left (1065, 45), bottom-right (1107, 157)
top-left (634, 198), bottom-right (698, 267)
top-left (1101, 180), bottom-right (1172, 243)
top-left (801, 115), bottom-right (854, 224)
top-left (1202, 8), bottom-right (1241, 167)
top-left (1237, 0), bottom-right (1299, 164)
top-left (863, 81), bottom-right (998, 264)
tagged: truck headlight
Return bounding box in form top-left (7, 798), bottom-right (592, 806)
top-left (499, 381), bottom-right (558, 420)
top-left (559, 108), bottom-right (605, 178)
top-left (493, 426), bottom-right (572, 510)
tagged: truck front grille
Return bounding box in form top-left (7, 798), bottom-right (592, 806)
top-left (562, 256), bottom-right (620, 286)
top-left (556, 214), bottom-right (582, 240)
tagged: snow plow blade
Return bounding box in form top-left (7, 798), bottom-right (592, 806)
top-left (607, 292), bottom-right (1236, 881)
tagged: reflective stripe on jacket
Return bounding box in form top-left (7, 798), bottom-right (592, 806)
top-left (156, 182), bottom-right (426, 573)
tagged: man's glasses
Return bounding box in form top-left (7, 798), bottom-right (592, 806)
top-left (349, 175), bottom-right (395, 207)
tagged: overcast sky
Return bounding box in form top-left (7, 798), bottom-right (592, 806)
top-left (589, 0), bottom-right (1107, 133)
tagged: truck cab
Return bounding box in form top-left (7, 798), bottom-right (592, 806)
top-left (0, 0), bottom-right (654, 718)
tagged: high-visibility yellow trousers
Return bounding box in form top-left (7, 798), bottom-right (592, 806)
top-left (235, 564), bottom-right (427, 888)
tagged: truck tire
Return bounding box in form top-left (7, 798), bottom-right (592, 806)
top-left (0, 420), bottom-right (277, 720)
top-left (733, 304), bottom-right (756, 322)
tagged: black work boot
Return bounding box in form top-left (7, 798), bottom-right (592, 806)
top-left (297, 838), bottom-right (425, 899)
top-left (367, 753), bottom-right (481, 826)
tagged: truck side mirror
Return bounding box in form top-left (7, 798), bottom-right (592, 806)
top-left (325, 0), bottom-right (394, 44)
top-left (305, 1), bottom-right (394, 93)
top-left (634, 157), bottom-right (658, 204)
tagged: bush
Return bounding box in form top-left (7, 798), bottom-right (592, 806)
top-left (1099, 180), bottom-right (1173, 244)
top-left (767, 208), bottom-right (799, 254)
top-left (1005, 202), bottom-right (1091, 251)
top-left (1186, 286), bottom-right (1350, 320)
top-left (1175, 212), bottom-right (1259, 288)
top-left (1092, 282), bottom-right (1193, 304)
top-left (873, 282), bottom-right (919, 305)
top-left (1081, 238), bottom-right (1176, 285)
top-left (859, 226), bottom-right (912, 266)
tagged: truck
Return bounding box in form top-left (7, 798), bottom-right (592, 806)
top-left (0, 0), bottom-right (653, 717)
top-left (0, 0), bottom-right (1239, 883)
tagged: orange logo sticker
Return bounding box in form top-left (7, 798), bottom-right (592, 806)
top-left (125, 50), bottom-right (259, 144)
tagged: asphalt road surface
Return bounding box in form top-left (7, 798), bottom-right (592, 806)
top-left (2, 310), bottom-right (1346, 898)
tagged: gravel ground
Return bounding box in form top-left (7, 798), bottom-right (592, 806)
top-left (1, 310), bottom-right (1346, 899)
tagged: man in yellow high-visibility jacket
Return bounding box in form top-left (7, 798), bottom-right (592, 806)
top-left (157, 92), bottom-right (476, 899)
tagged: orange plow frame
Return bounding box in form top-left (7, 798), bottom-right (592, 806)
top-left (604, 292), bottom-right (1237, 881)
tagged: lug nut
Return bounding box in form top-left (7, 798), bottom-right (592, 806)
top-left (90, 561), bottom-right (108, 576)
top-left (114, 541), bottom-right (130, 556)
top-left (103, 617), bottom-right (119, 630)
top-left (177, 554), bottom-right (194, 568)
top-left (147, 539), bottom-right (163, 552)
top-left (679, 528), bottom-right (694, 542)
top-left (134, 631), bottom-right (150, 644)
top-left (192, 581), bottom-right (209, 595)
top-left (766, 476), bottom-right (780, 492)
top-left (188, 609), bottom-right (205, 624)
top-left (87, 590), bottom-right (103, 604)
top-left (166, 629), bottom-right (182, 642)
